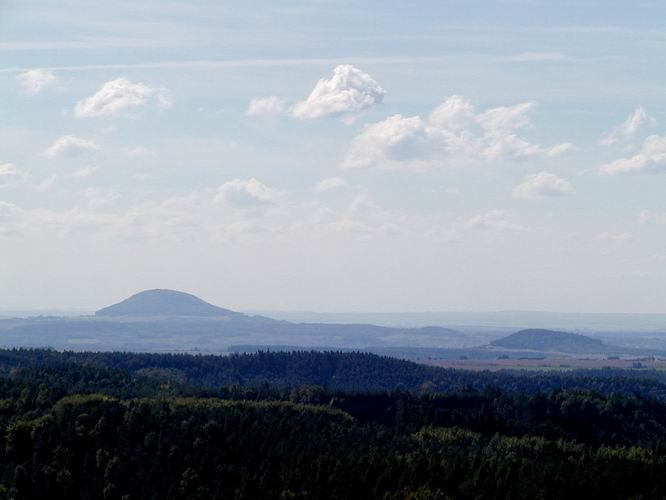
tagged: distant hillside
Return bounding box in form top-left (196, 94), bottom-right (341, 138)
top-left (491, 328), bottom-right (606, 353)
top-left (96, 289), bottom-right (241, 318)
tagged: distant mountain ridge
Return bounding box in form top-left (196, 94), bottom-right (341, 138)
top-left (1, 289), bottom-right (460, 352)
top-left (96, 289), bottom-right (242, 318)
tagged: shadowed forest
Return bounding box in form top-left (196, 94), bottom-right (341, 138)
top-left (1, 349), bottom-right (666, 498)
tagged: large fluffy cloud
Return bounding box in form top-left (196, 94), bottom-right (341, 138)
top-left (16, 69), bottom-right (57, 96)
top-left (290, 65), bottom-right (385, 122)
top-left (512, 171), bottom-right (573, 200)
top-left (342, 95), bottom-right (571, 169)
top-left (599, 135), bottom-right (666, 175)
top-left (601, 107), bottom-right (656, 146)
top-left (43, 136), bottom-right (100, 159)
top-left (75, 78), bottom-right (172, 118)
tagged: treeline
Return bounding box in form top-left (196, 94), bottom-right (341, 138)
top-left (1, 349), bottom-right (666, 497)
top-left (3, 348), bottom-right (666, 400)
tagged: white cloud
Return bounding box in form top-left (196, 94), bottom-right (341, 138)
top-left (324, 194), bottom-right (402, 236)
top-left (512, 171), bottom-right (573, 200)
top-left (156, 94), bottom-right (174, 110)
top-left (545, 143), bottom-right (575, 157)
top-left (350, 194), bottom-right (379, 213)
top-left (465, 209), bottom-right (525, 232)
top-left (16, 69), bottom-right (57, 96)
top-left (35, 174), bottom-right (56, 193)
top-left (0, 163), bottom-right (23, 178)
top-left (214, 178), bottom-right (280, 208)
top-left (65, 166), bottom-right (97, 179)
top-left (478, 102), bottom-right (533, 133)
top-left (246, 96), bottom-right (285, 117)
top-left (599, 135), bottom-right (666, 175)
top-left (290, 65), bottom-right (385, 122)
top-left (0, 163), bottom-right (20, 177)
top-left (601, 107), bottom-right (656, 146)
top-left (74, 77), bottom-right (172, 118)
top-left (342, 95), bottom-right (571, 169)
top-left (0, 177), bottom-right (502, 246)
top-left (342, 114), bottom-right (431, 170)
top-left (0, 163), bottom-right (29, 187)
top-left (314, 177), bottom-right (347, 192)
top-left (43, 136), bottom-right (100, 159)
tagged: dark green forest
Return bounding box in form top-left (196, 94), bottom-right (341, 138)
top-left (1, 349), bottom-right (666, 498)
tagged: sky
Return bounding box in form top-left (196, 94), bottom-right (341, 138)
top-left (2, 0), bottom-right (666, 312)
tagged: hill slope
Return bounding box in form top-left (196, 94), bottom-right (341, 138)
top-left (95, 289), bottom-right (241, 317)
top-left (490, 328), bottom-right (606, 353)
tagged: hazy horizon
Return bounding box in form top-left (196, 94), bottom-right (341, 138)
top-left (9, 285), bottom-right (666, 317)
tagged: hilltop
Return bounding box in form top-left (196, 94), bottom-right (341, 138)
top-left (95, 289), bottom-right (242, 318)
top-left (490, 328), bottom-right (606, 353)
top-left (0, 289), bottom-right (466, 352)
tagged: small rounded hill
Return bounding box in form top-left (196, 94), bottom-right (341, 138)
top-left (491, 328), bottom-right (603, 353)
top-left (95, 289), bottom-right (240, 318)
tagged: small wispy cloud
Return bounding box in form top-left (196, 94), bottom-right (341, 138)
top-left (599, 135), bottom-right (666, 175)
top-left (43, 136), bottom-right (100, 159)
top-left (314, 177), bottom-right (347, 192)
top-left (65, 166), bottom-right (97, 179)
top-left (601, 107), bottom-right (656, 146)
top-left (16, 69), bottom-right (57, 96)
top-left (35, 174), bottom-right (57, 193)
top-left (503, 52), bottom-right (566, 62)
top-left (512, 172), bottom-right (573, 200)
top-left (214, 179), bottom-right (281, 208)
top-left (246, 96), bottom-right (285, 117)
top-left (75, 77), bottom-right (172, 118)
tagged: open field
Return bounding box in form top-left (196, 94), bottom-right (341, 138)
top-left (420, 356), bottom-right (666, 371)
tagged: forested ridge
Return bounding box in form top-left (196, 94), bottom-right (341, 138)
top-left (3, 348), bottom-right (666, 397)
top-left (1, 349), bottom-right (666, 498)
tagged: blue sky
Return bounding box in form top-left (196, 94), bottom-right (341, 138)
top-left (2, 0), bottom-right (666, 312)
